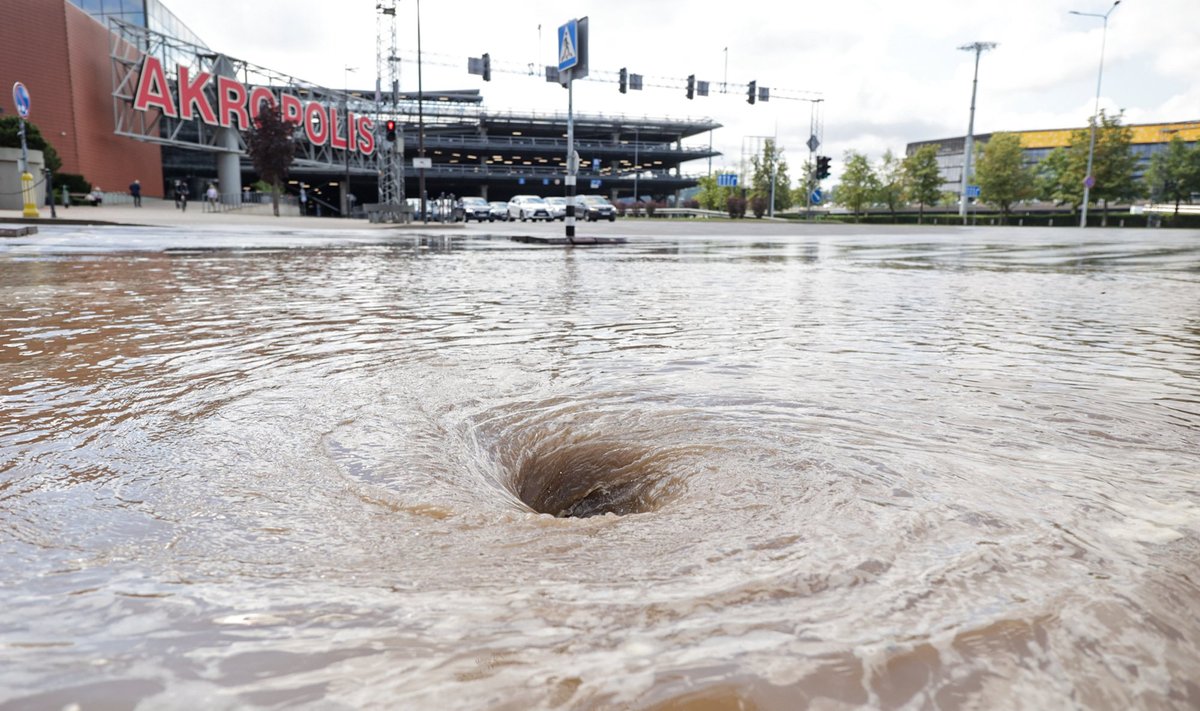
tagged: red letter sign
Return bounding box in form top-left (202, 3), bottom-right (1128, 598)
top-left (133, 56), bottom-right (178, 118)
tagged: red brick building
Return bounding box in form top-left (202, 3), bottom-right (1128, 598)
top-left (1, 0), bottom-right (163, 196)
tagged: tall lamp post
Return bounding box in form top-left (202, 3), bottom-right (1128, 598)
top-left (416, 0), bottom-right (427, 223)
top-left (958, 41), bottom-right (996, 225)
top-left (1070, 0), bottom-right (1120, 228)
top-left (343, 65), bottom-right (357, 218)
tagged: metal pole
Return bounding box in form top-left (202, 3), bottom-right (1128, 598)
top-left (723, 47), bottom-right (728, 95)
top-left (343, 66), bottom-right (355, 218)
top-left (1074, 1), bottom-right (1119, 228)
top-left (416, 0), bottom-right (427, 223)
top-left (958, 43), bottom-right (994, 224)
top-left (806, 101), bottom-right (815, 221)
top-left (633, 127), bottom-right (639, 205)
top-left (565, 74), bottom-right (576, 244)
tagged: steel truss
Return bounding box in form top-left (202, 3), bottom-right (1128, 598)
top-left (109, 18), bottom-right (377, 174)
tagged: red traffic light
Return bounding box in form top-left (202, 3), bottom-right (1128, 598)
top-left (385, 120), bottom-right (397, 142)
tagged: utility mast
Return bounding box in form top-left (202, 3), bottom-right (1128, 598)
top-left (376, 1), bottom-right (405, 217)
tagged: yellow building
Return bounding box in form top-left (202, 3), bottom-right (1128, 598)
top-left (906, 120), bottom-right (1200, 198)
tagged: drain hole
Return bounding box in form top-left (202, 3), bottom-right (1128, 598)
top-left (508, 440), bottom-right (679, 518)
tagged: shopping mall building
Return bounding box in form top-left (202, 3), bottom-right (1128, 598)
top-left (1, 0), bottom-right (720, 213)
top-left (907, 121), bottom-right (1200, 199)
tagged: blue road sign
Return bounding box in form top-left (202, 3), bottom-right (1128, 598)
top-left (590, 179), bottom-right (602, 189)
top-left (558, 20), bottom-right (579, 72)
top-left (12, 82), bottom-right (31, 118)
top-left (518, 177), bottom-right (526, 185)
top-left (966, 185), bottom-right (981, 199)
top-left (717, 173), bottom-right (738, 188)
top-left (810, 188), bottom-right (823, 205)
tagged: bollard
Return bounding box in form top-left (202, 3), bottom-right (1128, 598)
top-left (21, 172), bottom-right (38, 218)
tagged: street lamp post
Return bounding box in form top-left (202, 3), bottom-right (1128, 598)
top-left (958, 41), bottom-right (996, 225)
top-left (1070, 0), bottom-right (1120, 228)
top-left (343, 65), bottom-right (357, 219)
top-left (416, 0), bottom-right (427, 223)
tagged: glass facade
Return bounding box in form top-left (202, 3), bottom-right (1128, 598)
top-left (67, 0), bottom-right (207, 49)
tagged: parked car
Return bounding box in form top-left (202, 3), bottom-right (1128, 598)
top-left (488, 201), bottom-right (510, 221)
top-left (507, 195), bottom-right (552, 221)
top-left (460, 196), bottom-right (491, 222)
top-left (577, 194), bottom-right (617, 222)
top-left (545, 196), bottom-right (568, 221)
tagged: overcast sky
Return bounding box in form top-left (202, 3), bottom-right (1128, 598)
top-left (167, 0), bottom-right (1200, 182)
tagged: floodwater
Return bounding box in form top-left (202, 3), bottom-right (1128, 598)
top-left (1, 225), bottom-right (1198, 710)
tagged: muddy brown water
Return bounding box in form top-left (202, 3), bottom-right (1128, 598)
top-left (1, 227), bottom-right (1198, 709)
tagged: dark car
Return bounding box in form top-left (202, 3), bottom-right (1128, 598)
top-left (461, 196), bottom-right (492, 222)
top-left (577, 194), bottom-right (617, 222)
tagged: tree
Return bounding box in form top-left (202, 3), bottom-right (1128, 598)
top-left (0, 116), bottom-right (63, 173)
top-left (749, 139), bottom-right (793, 215)
top-left (792, 157), bottom-right (819, 208)
top-left (695, 174), bottom-right (737, 211)
top-left (1143, 135), bottom-right (1200, 217)
top-left (1036, 146), bottom-right (1083, 211)
top-left (1086, 111), bottom-right (1140, 224)
top-left (974, 132), bottom-right (1035, 222)
top-left (902, 145), bottom-right (942, 223)
top-left (244, 104), bottom-right (297, 217)
top-left (837, 150), bottom-right (878, 221)
top-left (876, 149), bottom-right (906, 221)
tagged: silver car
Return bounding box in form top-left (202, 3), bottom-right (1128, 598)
top-left (545, 196), bottom-right (568, 221)
top-left (507, 195), bottom-right (552, 222)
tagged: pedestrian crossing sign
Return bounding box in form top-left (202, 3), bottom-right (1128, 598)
top-left (558, 20), bottom-right (579, 71)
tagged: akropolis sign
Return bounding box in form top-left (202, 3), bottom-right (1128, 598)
top-left (132, 55), bottom-right (376, 157)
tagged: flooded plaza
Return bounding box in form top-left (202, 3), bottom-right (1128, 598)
top-left (1, 223), bottom-right (1198, 709)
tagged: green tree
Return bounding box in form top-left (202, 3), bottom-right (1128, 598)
top-left (792, 157), bottom-right (819, 208)
top-left (749, 139), bottom-right (793, 215)
top-left (1143, 135), bottom-right (1200, 216)
top-left (244, 104), bottom-right (298, 217)
top-left (695, 174), bottom-right (736, 211)
top-left (974, 132), bottom-right (1035, 222)
top-left (1086, 111), bottom-right (1140, 224)
top-left (1036, 146), bottom-right (1083, 210)
top-left (837, 150), bottom-right (879, 221)
top-left (0, 116), bottom-right (63, 173)
top-left (902, 145), bottom-right (942, 223)
top-left (876, 149), bottom-right (906, 221)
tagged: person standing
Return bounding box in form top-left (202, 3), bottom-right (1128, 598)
top-left (205, 183), bottom-right (219, 211)
top-left (129, 179), bottom-right (142, 207)
top-left (299, 186), bottom-right (307, 216)
top-left (177, 181), bottom-right (190, 212)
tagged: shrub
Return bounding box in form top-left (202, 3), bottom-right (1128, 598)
top-left (750, 195), bottom-right (769, 218)
top-left (726, 195), bottom-right (746, 219)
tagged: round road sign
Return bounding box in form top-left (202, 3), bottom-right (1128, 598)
top-left (12, 82), bottom-right (31, 118)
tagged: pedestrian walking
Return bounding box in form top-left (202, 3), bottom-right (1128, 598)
top-left (177, 181), bottom-right (189, 211)
top-left (299, 186), bottom-right (307, 216)
top-left (205, 183), bottom-right (219, 212)
top-left (129, 179), bottom-right (142, 207)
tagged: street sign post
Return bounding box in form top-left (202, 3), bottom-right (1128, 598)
top-left (717, 173), bottom-right (738, 188)
top-left (966, 185), bottom-right (981, 199)
top-left (810, 188), bottom-right (823, 205)
top-left (557, 16), bottom-right (589, 244)
top-left (12, 82), bottom-right (38, 218)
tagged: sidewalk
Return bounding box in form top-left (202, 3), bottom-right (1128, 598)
top-left (0, 197), bottom-right (462, 231)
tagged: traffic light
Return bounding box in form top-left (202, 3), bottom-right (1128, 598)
top-left (385, 120), bottom-right (397, 142)
top-left (619, 67), bottom-right (628, 94)
top-left (816, 156), bottom-right (831, 180)
top-left (747, 80), bottom-right (756, 105)
top-left (686, 74), bottom-right (695, 100)
top-left (482, 53), bottom-right (491, 82)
